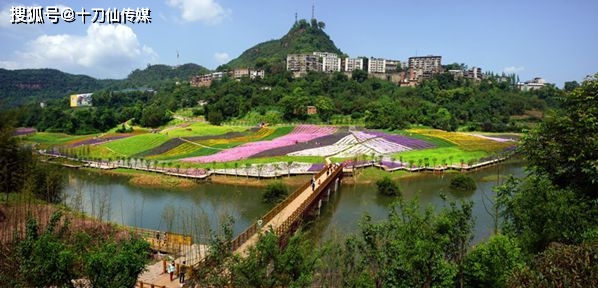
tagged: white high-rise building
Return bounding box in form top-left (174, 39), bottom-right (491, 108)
top-left (368, 57), bottom-right (386, 73)
top-left (344, 57), bottom-right (364, 72)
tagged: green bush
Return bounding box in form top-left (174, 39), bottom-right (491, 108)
top-left (262, 182), bottom-right (288, 203)
top-left (375, 176), bottom-right (401, 197)
top-left (449, 174), bottom-right (477, 192)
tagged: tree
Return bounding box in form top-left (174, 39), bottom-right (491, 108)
top-left (13, 212), bottom-right (76, 288)
top-left (262, 181), bottom-right (288, 203)
top-left (563, 80), bottom-right (580, 92)
top-left (231, 230), bottom-right (321, 287)
top-left (449, 174), bottom-right (477, 193)
top-left (207, 109), bottom-right (224, 125)
top-left (339, 198), bottom-right (474, 287)
top-left (463, 234), bottom-right (524, 288)
top-left (507, 242), bottom-right (598, 287)
top-left (498, 175), bottom-right (594, 253)
top-left (375, 176), bottom-right (401, 197)
top-left (85, 236), bottom-right (150, 288)
top-left (519, 73), bottom-right (598, 198)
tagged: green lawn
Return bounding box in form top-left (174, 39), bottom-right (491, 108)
top-left (25, 132), bottom-right (92, 146)
top-left (162, 122), bottom-right (248, 137)
top-left (101, 134), bottom-right (170, 157)
top-left (178, 155), bottom-right (326, 169)
top-left (392, 147), bottom-right (489, 166)
top-left (261, 126), bottom-right (294, 140)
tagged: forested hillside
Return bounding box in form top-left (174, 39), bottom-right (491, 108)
top-left (226, 18), bottom-right (343, 71)
top-left (0, 64), bottom-right (210, 109)
top-left (0, 68), bottom-right (116, 107)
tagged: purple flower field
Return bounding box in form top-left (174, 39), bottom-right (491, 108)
top-left (68, 134), bottom-right (131, 147)
top-left (363, 131), bottom-right (435, 149)
top-left (14, 127), bottom-right (36, 136)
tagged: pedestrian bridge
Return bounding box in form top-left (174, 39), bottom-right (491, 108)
top-left (135, 164), bottom-right (343, 287)
top-left (231, 164), bottom-right (343, 254)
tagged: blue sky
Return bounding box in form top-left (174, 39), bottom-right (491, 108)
top-left (0, 0), bottom-right (596, 86)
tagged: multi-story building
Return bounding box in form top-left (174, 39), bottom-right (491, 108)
top-left (313, 52), bottom-right (341, 72)
top-left (367, 57), bottom-right (386, 73)
top-left (517, 77), bottom-right (546, 91)
top-left (190, 74), bottom-right (214, 87)
top-left (344, 57), bottom-right (364, 72)
top-left (464, 67), bottom-right (482, 81)
top-left (408, 55), bottom-right (442, 81)
top-left (384, 59), bottom-right (402, 73)
top-left (286, 54), bottom-right (322, 77)
top-left (231, 68), bottom-right (265, 80)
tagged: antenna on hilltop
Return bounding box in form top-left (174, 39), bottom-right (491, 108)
top-left (176, 50), bottom-right (180, 67)
top-left (295, 12), bottom-right (298, 23)
top-left (312, 0), bottom-right (315, 19)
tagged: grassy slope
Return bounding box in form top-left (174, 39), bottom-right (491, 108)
top-left (163, 122), bottom-right (247, 138)
top-left (101, 134), bottom-right (170, 157)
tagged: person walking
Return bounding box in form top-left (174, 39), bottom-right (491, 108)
top-left (168, 261), bottom-right (175, 281)
top-left (179, 261), bottom-right (186, 283)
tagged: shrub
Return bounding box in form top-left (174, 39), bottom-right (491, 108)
top-left (263, 182), bottom-right (288, 203)
top-left (375, 176), bottom-right (401, 197)
top-left (449, 174), bottom-right (477, 192)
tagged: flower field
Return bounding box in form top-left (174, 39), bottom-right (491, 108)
top-left (407, 129), bottom-right (512, 152)
top-left (182, 125), bottom-right (337, 163)
top-left (29, 122), bottom-right (518, 171)
top-left (286, 129), bottom-right (431, 158)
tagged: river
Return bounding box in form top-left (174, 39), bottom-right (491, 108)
top-left (62, 159), bottom-right (525, 244)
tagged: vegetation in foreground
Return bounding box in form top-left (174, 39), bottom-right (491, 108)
top-left (189, 74), bottom-right (598, 287)
top-left (0, 113), bottom-right (151, 287)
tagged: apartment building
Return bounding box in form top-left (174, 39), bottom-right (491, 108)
top-left (286, 54), bottom-right (322, 77)
top-left (384, 59), bottom-right (402, 73)
top-left (313, 52), bottom-right (341, 72)
top-left (408, 55), bottom-right (442, 81)
top-left (367, 57), bottom-right (386, 73)
top-left (517, 77), bottom-right (546, 91)
top-left (344, 57), bottom-right (364, 72)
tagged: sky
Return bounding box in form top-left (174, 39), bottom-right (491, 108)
top-left (0, 0), bottom-right (597, 86)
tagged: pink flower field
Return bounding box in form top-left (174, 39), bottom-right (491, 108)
top-left (181, 125), bottom-right (336, 163)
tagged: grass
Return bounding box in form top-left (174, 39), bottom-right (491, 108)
top-left (177, 155), bottom-right (326, 169)
top-left (101, 134), bottom-right (170, 157)
top-left (392, 147), bottom-right (489, 166)
top-left (25, 133), bottom-right (92, 146)
top-left (392, 129), bottom-right (456, 147)
top-left (261, 126), bottom-right (294, 140)
top-left (162, 122), bottom-right (248, 138)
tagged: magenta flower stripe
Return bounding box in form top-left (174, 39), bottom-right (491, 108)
top-left (182, 125), bottom-right (336, 163)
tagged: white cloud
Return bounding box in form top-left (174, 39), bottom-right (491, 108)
top-left (0, 4), bottom-right (12, 27)
top-left (503, 66), bottom-right (525, 74)
top-left (213, 52), bottom-right (230, 64)
top-left (166, 0), bottom-right (229, 24)
top-left (0, 23), bottom-right (157, 78)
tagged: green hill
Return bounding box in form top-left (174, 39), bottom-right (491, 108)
top-left (0, 68), bottom-right (116, 107)
top-left (0, 63), bottom-right (211, 108)
top-left (226, 18), bottom-right (344, 69)
top-left (124, 63), bottom-right (210, 87)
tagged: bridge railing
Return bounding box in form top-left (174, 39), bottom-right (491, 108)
top-left (230, 166), bottom-right (331, 251)
top-left (274, 165), bottom-right (342, 236)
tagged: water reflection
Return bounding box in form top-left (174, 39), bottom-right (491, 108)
top-left (63, 159), bottom-right (525, 244)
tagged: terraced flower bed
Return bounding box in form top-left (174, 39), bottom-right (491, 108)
top-left (363, 130), bottom-right (435, 149)
top-left (182, 125), bottom-right (337, 163)
top-left (408, 129), bottom-right (512, 152)
top-left (286, 130), bottom-right (431, 158)
top-left (250, 132), bottom-right (351, 158)
top-left (67, 134), bottom-right (132, 147)
top-left (100, 133), bottom-right (170, 157)
top-left (195, 127), bottom-right (274, 148)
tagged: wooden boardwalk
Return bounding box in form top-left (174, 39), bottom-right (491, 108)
top-left (232, 164), bottom-right (343, 255)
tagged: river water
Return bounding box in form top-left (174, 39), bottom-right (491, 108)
top-left (63, 159), bottom-right (525, 244)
